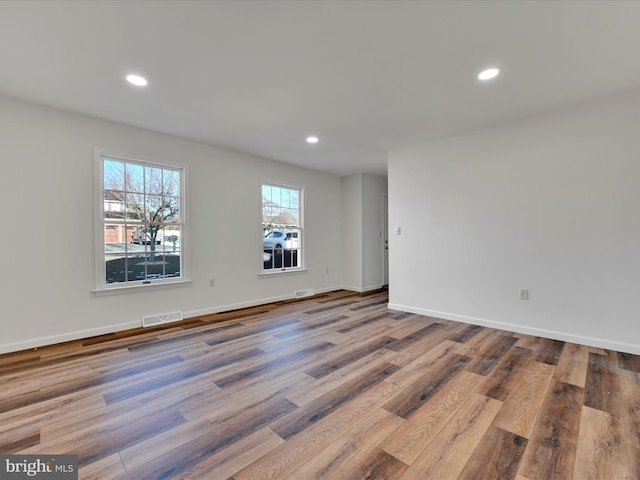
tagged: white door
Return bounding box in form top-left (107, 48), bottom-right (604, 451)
top-left (382, 194), bottom-right (389, 286)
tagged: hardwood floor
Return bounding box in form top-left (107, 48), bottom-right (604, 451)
top-left (1, 289), bottom-right (639, 479)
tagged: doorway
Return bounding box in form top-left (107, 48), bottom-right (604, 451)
top-left (382, 194), bottom-right (389, 286)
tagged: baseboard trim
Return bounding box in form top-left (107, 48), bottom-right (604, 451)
top-left (0, 321), bottom-right (141, 355)
top-left (388, 303), bottom-right (640, 356)
top-left (184, 285), bottom-right (342, 318)
top-left (341, 284), bottom-right (384, 293)
top-left (0, 285), bottom-right (345, 355)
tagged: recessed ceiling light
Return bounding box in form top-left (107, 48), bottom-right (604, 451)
top-left (126, 74), bottom-right (148, 86)
top-left (477, 68), bottom-right (500, 81)
top-left (306, 136), bottom-right (319, 144)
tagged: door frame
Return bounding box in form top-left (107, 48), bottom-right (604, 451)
top-left (382, 193), bottom-right (389, 286)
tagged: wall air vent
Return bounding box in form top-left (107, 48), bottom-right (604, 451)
top-left (142, 311), bottom-right (183, 328)
top-left (295, 289), bottom-right (315, 298)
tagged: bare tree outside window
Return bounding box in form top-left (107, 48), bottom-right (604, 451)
top-left (104, 161), bottom-right (180, 252)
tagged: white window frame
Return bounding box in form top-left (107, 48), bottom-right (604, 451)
top-left (93, 148), bottom-right (189, 292)
top-left (260, 180), bottom-right (305, 275)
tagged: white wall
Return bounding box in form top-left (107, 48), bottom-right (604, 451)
top-left (0, 95), bottom-right (343, 353)
top-left (341, 174), bottom-right (363, 290)
top-left (388, 88), bottom-right (640, 355)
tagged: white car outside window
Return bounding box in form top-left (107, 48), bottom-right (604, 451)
top-left (263, 230), bottom-right (299, 250)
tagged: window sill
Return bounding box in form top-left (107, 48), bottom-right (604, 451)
top-left (259, 268), bottom-right (308, 278)
top-left (92, 279), bottom-right (192, 296)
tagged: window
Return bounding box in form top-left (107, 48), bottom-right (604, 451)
top-left (95, 149), bottom-right (186, 290)
top-left (261, 183), bottom-right (303, 272)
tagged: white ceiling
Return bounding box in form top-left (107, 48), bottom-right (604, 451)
top-left (2, 1), bottom-right (640, 176)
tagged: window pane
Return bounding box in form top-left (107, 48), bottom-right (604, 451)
top-left (263, 249), bottom-right (274, 270)
top-left (146, 252), bottom-right (166, 279)
top-left (165, 251), bottom-right (181, 278)
top-left (164, 169), bottom-right (180, 196)
top-left (145, 194), bottom-right (164, 221)
top-left (164, 228), bottom-right (181, 252)
top-left (163, 196), bottom-right (180, 223)
top-left (104, 160), bottom-right (124, 191)
top-left (262, 184), bottom-right (272, 202)
top-left (125, 163), bottom-right (144, 193)
top-left (145, 166), bottom-right (163, 195)
top-left (105, 252), bottom-right (131, 284)
top-left (281, 188), bottom-right (290, 208)
top-left (126, 193), bottom-right (144, 221)
top-left (104, 223), bottom-right (129, 246)
top-left (127, 254), bottom-right (146, 282)
top-left (104, 191), bottom-right (125, 220)
top-left (283, 248), bottom-right (298, 268)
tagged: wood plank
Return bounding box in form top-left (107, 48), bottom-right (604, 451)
top-left (269, 362), bottom-right (400, 440)
top-left (573, 405), bottom-right (632, 480)
top-left (381, 370), bottom-right (485, 465)
top-left (535, 338), bottom-right (565, 366)
top-left (382, 340), bottom-right (461, 389)
top-left (273, 314), bottom-right (349, 339)
top-left (385, 322), bottom-right (446, 352)
top-left (517, 380), bottom-right (583, 480)
top-left (285, 347), bottom-right (398, 407)
top-left (382, 353), bottom-right (470, 419)
top-left (584, 351), bottom-right (619, 414)
top-left (457, 425), bottom-right (528, 480)
top-left (618, 351), bottom-right (640, 373)
top-left (453, 326), bottom-right (502, 358)
top-left (102, 347), bottom-right (265, 404)
top-left (173, 427), bottom-right (284, 480)
top-left (117, 394), bottom-right (297, 479)
top-left (618, 369), bottom-right (640, 450)
top-left (284, 409), bottom-right (405, 480)
top-left (231, 381), bottom-right (400, 480)
top-left (492, 360), bottom-right (555, 439)
top-left (465, 333), bottom-right (519, 376)
top-left (480, 346), bottom-right (534, 401)
top-left (554, 342), bottom-right (589, 387)
top-left (24, 406), bottom-right (186, 468)
top-left (0, 424), bottom-right (40, 453)
top-left (77, 453), bottom-right (126, 480)
top-left (399, 393), bottom-right (502, 480)
top-left (304, 335), bottom-right (397, 379)
top-left (213, 342), bottom-right (334, 389)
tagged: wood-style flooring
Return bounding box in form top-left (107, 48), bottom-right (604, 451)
top-left (1, 289), bottom-right (639, 479)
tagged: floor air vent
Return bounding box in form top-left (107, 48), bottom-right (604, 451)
top-left (295, 289), bottom-right (314, 298)
top-left (142, 311), bottom-right (183, 328)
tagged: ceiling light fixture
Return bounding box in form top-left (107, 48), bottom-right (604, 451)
top-left (306, 136), bottom-right (319, 144)
top-left (477, 68), bottom-right (500, 81)
top-left (126, 74), bottom-right (148, 86)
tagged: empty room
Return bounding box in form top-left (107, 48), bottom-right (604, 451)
top-left (0, 1), bottom-right (639, 479)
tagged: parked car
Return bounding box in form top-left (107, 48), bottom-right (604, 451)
top-left (131, 227), bottom-right (163, 245)
top-left (263, 230), bottom-right (299, 250)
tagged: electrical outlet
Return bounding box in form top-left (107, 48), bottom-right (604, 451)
top-left (325, 267), bottom-right (329, 274)
top-left (519, 288), bottom-right (529, 300)
top-left (209, 278), bottom-right (215, 287)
